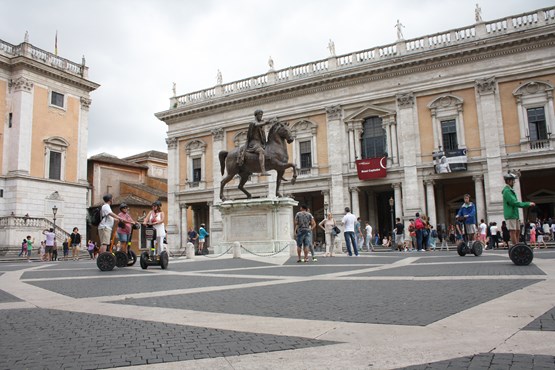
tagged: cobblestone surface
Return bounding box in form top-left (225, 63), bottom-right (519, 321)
top-left (282, 255), bottom-right (403, 265)
top-left (353, 263), bottom-right (545, 277)
top-left (0, 288), bottom-right (22, 303)
top-left (114, 279), bottom-right (541, 326)
top-left (167, 258), bottom-right (275, 272)
top-left (524, 307), bottom-right (555, 331)
top-left (22, 267), bottom-right (146, 279)
top-left (0, 308), bottom-right (337, 369)
top-left (399, 353), bottom-right (555, 370)
top-left (412, 254), bottom-right (507, 263)
top-left (207, 265), bottom-right (378, 276)
top-left (25, 275), bottom-right (269, 298)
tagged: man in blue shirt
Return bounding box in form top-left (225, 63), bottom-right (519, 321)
top-left (456, 194), bottom-right (477, 241)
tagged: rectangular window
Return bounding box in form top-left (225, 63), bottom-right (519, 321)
top-left (441, 119), bottom-right (458, 151)
top-left (527, 107), bottom-right (548, 141)
top-left (192, 158), bottom-right (201, 182)
top-left (49, 151), bottom-right (62, 180)
top-left (299, 140), bottom-right (312, 169)
top-left (361, 117), bottom-right (386, 159)
top-left (51, 91), bottom-right (64, 108)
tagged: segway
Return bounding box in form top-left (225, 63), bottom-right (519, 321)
top-left (139, 226), bottom-right (169, 270)
top-left (123, 222), bottom-right (141, 266)
top-left (508, 215), bottom-right (534, 266)
top-left (97, 226), bottom-right (137, 271)
top-left (456, 220), bottom-right (483, 257)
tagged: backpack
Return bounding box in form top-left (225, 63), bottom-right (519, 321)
top-left (90, 207), bottom-right (102, 226)
top-left (431, 229), bottom-right (438, 238)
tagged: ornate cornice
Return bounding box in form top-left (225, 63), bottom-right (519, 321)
top-left (156, 34), bottom-right (555, 122)
top-left (11, 76), bottom-right (33, 92)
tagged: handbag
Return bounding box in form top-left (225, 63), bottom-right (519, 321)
top-left (332, 226), bottom-right (341, 235)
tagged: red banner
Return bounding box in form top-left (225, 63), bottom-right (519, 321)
top-left (356, 157), bottom-right (387, 180)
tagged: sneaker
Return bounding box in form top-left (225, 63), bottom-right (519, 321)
top-left (312, 258), bottom-right (318, 262)
top-left (297, 259), bottom-right (302, 263)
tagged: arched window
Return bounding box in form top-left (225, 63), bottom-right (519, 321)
top-left (361, 116), bottom-right (386, 159)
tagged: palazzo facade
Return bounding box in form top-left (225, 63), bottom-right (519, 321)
top-left (156, 6), bottom-right (555, 249)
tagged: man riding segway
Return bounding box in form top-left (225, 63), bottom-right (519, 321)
top-left (502, 172), bottom-right (535, 265)
top-left (456, 194), bottom-right (483, 256)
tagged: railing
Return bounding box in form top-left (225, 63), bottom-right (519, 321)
top-left (0, 39), bottom-right (86, 78)
top-left (529, 139), bottom-right (551, 150)
top-left (169, 6), bottom-right (555, 109)
top-left (0, 216), bottom-right (71, 242)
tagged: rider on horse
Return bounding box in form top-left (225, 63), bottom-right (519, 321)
top-left (245, 109), bottom-right (271, 176)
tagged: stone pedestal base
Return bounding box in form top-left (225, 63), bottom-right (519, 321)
top-left (214, 198), bottom-right (298, 256)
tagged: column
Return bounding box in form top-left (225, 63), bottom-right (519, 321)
top-left (383, 119), bottom-right (393, 167)
top-left (430, 110), bottom-right (440, 150)
top-left (165, 137), bottom-right (179, 248)
top-left (321, 190), bottom-right (330, 214)
top-left (6, 76), bottom-right (34, 175)
top-left (349, 187), bottom-right (361, 217)
top-left (325, 105), bottom-right (347, 215)
top-left (513, 177), bottom-right (524, 222)
top-left (389, 117), bottom-right (399, 165)
top-left (457, 105), bottom-right (467, 148)
top-left (77, 97), bottom-right (91, 184)
top-left (473, 175), bottom-right (486, 223)
top-left (347, 124), bottom-right (356, 169)
top-left (211, 128), bottom-right (224, 244)
top-left (424, 180), bottom-right (437, 226)
top-left (392, 183), bottom-right (403, 220)
top-left (396, 92), bottom-right (422, 217)
top-left (353, 121), bottom-right (363, 163)
top-left (179, 203), bottom-right (188, 249)
top-left (475, 77), bottom-right (504, 222)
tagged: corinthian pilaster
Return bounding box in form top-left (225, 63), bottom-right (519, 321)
top-left (476, 77), bottom-right (496, 95)
top-left (11, 76), bottom-right (33, 92)
top-left (211, 128), bottom-right (224, 141)
top-left (80, 97), bottom-right (92, 111)
top-left (396, 92), bottom-right (415, 108)
top-left (325, 105), bottom-right (342, 120)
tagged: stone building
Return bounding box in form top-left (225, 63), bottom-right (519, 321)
top-left (87, 152), bottom-right (168, 250)
top-left (156, 6), bottom-right (555, 249)
top-left (0, 35), bottom-right (98, 252)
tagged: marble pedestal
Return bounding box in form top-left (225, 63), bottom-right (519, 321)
top-left (214, 198), bottom-right (298, 256)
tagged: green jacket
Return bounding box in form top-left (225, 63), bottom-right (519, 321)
top-left (502, 185), bottom-right (530, 220)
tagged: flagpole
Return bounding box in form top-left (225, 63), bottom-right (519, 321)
top-left (55, 31), bottom-right (58, 56)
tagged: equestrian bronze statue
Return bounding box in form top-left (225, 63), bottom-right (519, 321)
top-left (219, 119), bottom-right (297, 201)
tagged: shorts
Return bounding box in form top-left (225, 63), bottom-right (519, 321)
top-left (506, 219), bottom-right (520, 231)
top-left (395, 234), bottom-right (404, 245)
top-left (45, 245), bottom-right (54, 253)
top-left (464, 224), bottom-right (477, 234)
top-left (296, 229), bottom-right (312, 248)
top-left (117, 233), bottom-right (130, 242)
top-left (71, 243), bottom-right (79, 249)
top-left (98, 227), bottom-right (112, 245)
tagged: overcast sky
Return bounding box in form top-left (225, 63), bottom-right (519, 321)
top-left (2, 0), bottom-right (554, 158)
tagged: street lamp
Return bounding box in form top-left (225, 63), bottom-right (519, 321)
top-left (389, 196), bottom-right (394, 241)
top-left (52, 205), bottom-right (58, 235)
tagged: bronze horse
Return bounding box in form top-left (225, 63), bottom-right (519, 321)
top-left (219, 121), bottom-right (297, 200)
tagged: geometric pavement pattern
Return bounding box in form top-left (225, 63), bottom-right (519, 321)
top-left (1, 249), bottom-right (554, 369)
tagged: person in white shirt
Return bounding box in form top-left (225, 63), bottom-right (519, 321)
top-left (98, 194), bottom-right (127, 254)
top-left (342, 207), bottom-right (359, 256)
top-left (365, 221), bottom-right (374, 252)
top-left (479, 219), bottom-right (487, 243)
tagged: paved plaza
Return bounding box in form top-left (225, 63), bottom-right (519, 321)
top-left (0, 249), bottom-right (554, 369)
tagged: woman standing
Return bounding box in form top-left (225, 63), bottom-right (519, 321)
top-left (144, 201), bottom-right (166, 254)
top-left (501, 221), bottom-right (510, 248)
top-left (318, 212), bottom-right (337, 257)
top-left (198, 223), bottom-right (209, 255)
